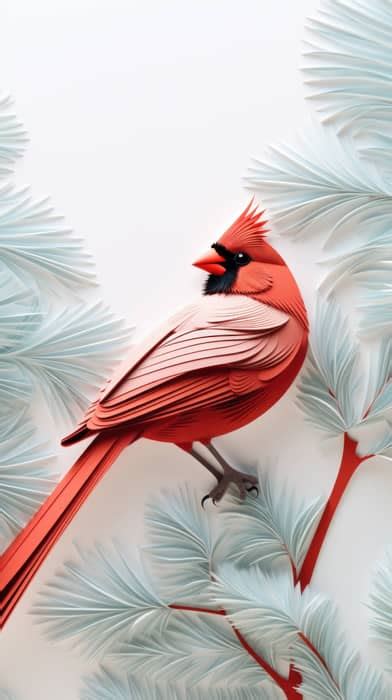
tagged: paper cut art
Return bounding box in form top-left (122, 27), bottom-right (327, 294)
top-left (0, 201), bottom-right (309, 627)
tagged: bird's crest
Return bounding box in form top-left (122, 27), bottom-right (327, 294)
top-left (219, 199), bottom-right (269, 252)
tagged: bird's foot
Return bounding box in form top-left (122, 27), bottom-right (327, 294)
top-left (201, 467), bottom-right (258, 507)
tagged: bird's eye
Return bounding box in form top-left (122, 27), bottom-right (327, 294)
top-left (234, 252), bottom-right (251, 266)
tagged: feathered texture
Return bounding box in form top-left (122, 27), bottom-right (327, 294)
top-left (81, 668), bottom-right (282, 700)
top-left (369, 548), bottom-right (392, 671)
top-left (297, 297), bottom-right (363, 435)
top-left (0, 267), bottom-right (39, 405)
top-left (298, 298), bottom-right (392, 458)
top-left (303, 0), bottom-right (392, 140)
top-left (218, 199), bottom-right (269, 253)
top-left (3, 302), bottom-right (129, 422)
top-left (215, 469), bottom-right (323, 572)
top-left (359, 281), bottom-right (392, 336)
top-left (0, 412), bottom-right (57, 552)
top-left (0, 183), bottom-right (95, 288)
top-left (363, 424), bottom-right (392, 459)
top-left (0, 94), bottom-right (27, 177)
top-left (36, 483), bottom-right (390, 696)
top-left (143, 484), bottom-right (212, 605)
top-left (248, 2), bottom-right (392, 338)
top-left (318, 214), bottom-right (392, 297)
top-left (33, 540), bottom-right (276, 688)
top-left (247, 122), bottom-right (392, 328)
top-left (0, 263), bottom-right (40, 351)
top-left (362, 338), bottom-right (391, 424)
top-left (213, 566), bottom-right (390, 700)
top-left (33, 542), bottom-right (168, 658)
top-left (111, 609), bottom-right (274, 688)
top-left (247, 122), bottom-right (390, 242)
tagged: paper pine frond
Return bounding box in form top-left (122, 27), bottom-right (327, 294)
top-left (33, 542), bottom-right (169, 657)
top-left (359, 282), bottom-right (392, 336)
top-left (144, 484), bottom-right (212, 605)
top-left (247, 122), bottom-right (390, 242)
top-left (363, 423), bottom-right (392, 459)
top-left (358, 340), bottom-right (392, 456)
top-left (7, 302), bottom-right (129, 421)
top-left (0, 265), bottom-right (40, 352)
top-left (215, 469), bottom-right (323, 572)
top-left (0, 412), bottom-right (57, 552)
top-left (81, 669), bottom-right (281, 700)
top-left (363, 338), bottom-right (391, 423)
top-left (0, 183), bottom-right (95, 288)
top-left (0, 94), bottom-right (27, 176)
top-left (297, 297), bottom-right (363, 435)
top-left (319, 221), bottom-right (392, 296)
top-left (303, 0), bottom-right (392, 138)
top-left (213, 566), bottom-right (390, 700)
top-left (112, 609), bottom-right (274, 689)
top-left (369, 548), bottom-right (392, 670)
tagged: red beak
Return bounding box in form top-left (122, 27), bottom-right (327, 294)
top-left (193, 249), bottom-right (226, 276)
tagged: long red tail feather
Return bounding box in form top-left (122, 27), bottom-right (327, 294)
top-left (0, 431), bottom-right (137, 627)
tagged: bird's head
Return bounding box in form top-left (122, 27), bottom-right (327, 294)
top-left (193, 200), bottom-right (285, 295)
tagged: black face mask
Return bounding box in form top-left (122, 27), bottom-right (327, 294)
top-left (203, 243), bottom-right (251, 295)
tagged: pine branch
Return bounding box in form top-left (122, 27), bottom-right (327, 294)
top-left (0, 183), bottom-right (96, 288)
top-left (213, 566), bottom-right (390, 700)
top-left (303, 0), bottom-right (392, 138)
top-left (168, 603), bottom-right (300, 698)
top-left (81, 668), bottom-right (283, 700)
top-left (0, 411), bottom-right (57, 553)
top-left (247, 120), bottom-right (392, 309)
top-left (369, 548), bottom-right (392, 673)
top-left (33, 542), bottom-right (169, 657)
top-left (297, 297), bottom-right (364, 436)
top-left (0, 94), bottom-right (27, 176)
top-left (111, 607), bottom-right (279, 691)
top-left (298, 297), bottom-right (392, 458)
top-left (297, 434), bottom-right (368, 589)
top-left (1, 302), bottom-right (129, 422)
top-left (143, 484), bottom-right (213, 605)
top-left (359, 282), bottom-right (392, 336)
top-left (247, 121), bottom-right (391, 242)
top-left (215, 470), bottom-right (323, 576)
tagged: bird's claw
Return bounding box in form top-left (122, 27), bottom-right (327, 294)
top-left (201, 494), bottom-right (210, 508)
top-left (201, 494), bottom-right (220, 508)
top-left (201, 473), bottom-right (258, 508)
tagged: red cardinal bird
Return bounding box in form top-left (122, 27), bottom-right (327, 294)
top-left (0, 201), bottom-right (308, 625)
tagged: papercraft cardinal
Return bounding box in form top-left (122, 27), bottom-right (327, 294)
top-left (0, 201), bottom-right (308, 626)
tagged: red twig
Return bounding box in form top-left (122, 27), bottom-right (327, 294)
top-left (169, 603), bottom-right (302, 698)
top-left (233, 626), bottom-right (302, 698)
top-left (169, 604), bottom-right (225, 616)
top-left (297, 434), bottom-right (370, 590)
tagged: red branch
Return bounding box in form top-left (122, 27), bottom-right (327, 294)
top-left (169, 603), bottom-right (302, 698)
top-left (297, 434), bottom-right (370, 590)
top-left (169, 435), bottom-right (370, 697)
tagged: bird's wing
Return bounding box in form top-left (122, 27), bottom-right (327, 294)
top-left (83, 295), bottom-right (299, 431)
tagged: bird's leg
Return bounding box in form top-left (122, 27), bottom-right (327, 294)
top-left (203, 442), bottom-right (259, 504)
top-left (185, 445), bottom-right (225, 508)
top-left (188, 446), bottom-right (223, 481)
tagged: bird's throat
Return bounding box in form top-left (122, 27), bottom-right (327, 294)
top-left (204, 267), bottom-right (237, 295)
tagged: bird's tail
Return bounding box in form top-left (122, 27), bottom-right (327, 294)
top-left (0, 430), bottom-right (138, 628)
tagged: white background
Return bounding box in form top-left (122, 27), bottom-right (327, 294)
top-left (1, 0), bottom-right (392, 697)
